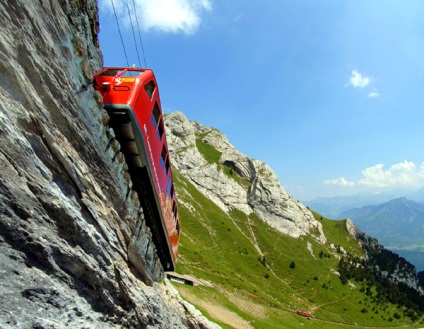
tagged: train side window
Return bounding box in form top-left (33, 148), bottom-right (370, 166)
top-left (144, 80), bottom-right (156, 99)
top-left (151, 103), bottom-right (164, 140)
top-left (152, 103), bottom-right (160, 127)
top-left (170, 184), bottom-right (175, 199)
top-left (172, 201), bottom-right (177, 220)
top-left (176, 220), bottom-right (180, 236)
top-left (160, 145), bottom-right (169, 174)
top-left (165, 156), bottom-right (170, 174)
top-left (160, 148), bottom-right (165, 169)
top-left (167, 179), bottom-right (172, 197)
top-left (157, 120), bottom-right (164, 140)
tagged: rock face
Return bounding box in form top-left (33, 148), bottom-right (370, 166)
top-left (345, 219), bottom-right (381, 251)
top-left (165, 111), bottom-right (326, 243)
top-left (0, 1), bottom-right (218, 328)
top-left (344, 220), bottom-right (423, 294)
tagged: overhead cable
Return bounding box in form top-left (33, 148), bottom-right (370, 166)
top-left (126, 0), bottom-right (142, 68)
top-left (110, 0), bottom-right (129, 67)
top-left (133, 0), bottom-right (147, 67)
top-left (131, 0), bottom-right (148, 67)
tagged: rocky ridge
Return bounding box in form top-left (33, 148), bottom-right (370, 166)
top-left (165, 111), bottom-right (326, 244)
top-left (345, 220), bottom-right (423, 294)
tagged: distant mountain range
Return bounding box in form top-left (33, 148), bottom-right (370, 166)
top-left (339, 197), bottom-right (424, 271)
top-left (304, 189), bottom-right (424, 219)
top-left (305, 194), bottom-right (393, 219)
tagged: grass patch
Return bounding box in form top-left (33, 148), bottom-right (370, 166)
top-left (195, 136), bottom-right (251, 190)
top-left (312, 210), bottom-right (363, 255)
top-left (195, 136), bottom-right (222, 164)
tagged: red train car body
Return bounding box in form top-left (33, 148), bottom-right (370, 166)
top-left (296, 311), bottom-right (311, 318)
top-left (93, 67), bottom-right (180, 271)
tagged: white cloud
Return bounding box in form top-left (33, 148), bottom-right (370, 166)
top-left (324, 161), bottom-right (424, 190)
top-left (349, 70), bottom-right (370, 88)
top-left (368, 89), bottom-right (380, 98)
top-left (347, 70), bottom-right (382, 98)
top-left (101, 0), bottom-right (212, 35)
top-left (358, 161), bottom-right (424, 188)
top-left (324, 177), bottom-right (355, 186)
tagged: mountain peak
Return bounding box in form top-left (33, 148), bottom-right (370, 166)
top-left (388, 196), bottom-right (412, 205)
top-left (392, 196), bottom-right (408, 202)
top-left (165, 111), bottom-right (327, 244)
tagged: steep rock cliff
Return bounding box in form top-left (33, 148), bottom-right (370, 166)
top-left (165, 111), bottom-right (326, 244)
top-left (0, 1), bottom-right (218, 328)
top-left (345, 219), bottom-right (423, 294)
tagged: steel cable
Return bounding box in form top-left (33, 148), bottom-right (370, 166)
top-left (110, 0), bottom-right (129, 67)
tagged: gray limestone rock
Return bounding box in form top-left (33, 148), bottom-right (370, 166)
top-left (165, 111), bottom-right (326, 243)
top-left (0, 1), bottom-right (218, 328)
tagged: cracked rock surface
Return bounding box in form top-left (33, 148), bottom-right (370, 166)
top-left (0, 1), bottom-right (219, 328)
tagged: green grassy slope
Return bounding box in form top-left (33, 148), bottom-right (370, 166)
top-left (170, 139), bottom-right (424, 328)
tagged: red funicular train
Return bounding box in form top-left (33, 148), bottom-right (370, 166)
top-left (296, 311), bottom-right (311, 318)
top-left (93, 67), bottom-right (180, 271)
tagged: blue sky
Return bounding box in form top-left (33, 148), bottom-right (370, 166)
top-left (98, 0), bottom-right (424, 201)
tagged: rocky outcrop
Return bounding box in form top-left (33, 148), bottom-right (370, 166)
top-left (345, 219), bottom-right (380, 251)
top-left (0, 1), bottom-right (218, 328)
top-left (344, 220), bottom-right (423, 294)
top-left (165, 111), bottom-right (326, 243)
